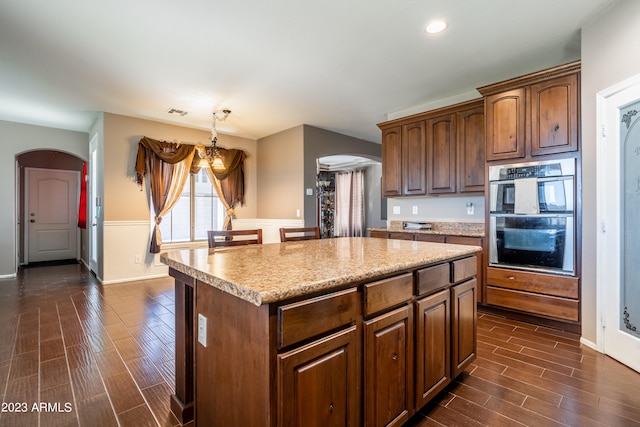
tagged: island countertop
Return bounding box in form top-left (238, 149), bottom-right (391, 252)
top-left (160, 236), bottom-right (481, 306)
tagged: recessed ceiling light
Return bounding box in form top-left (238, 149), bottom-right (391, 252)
top-left (425, 20), bottom-right (448, 34)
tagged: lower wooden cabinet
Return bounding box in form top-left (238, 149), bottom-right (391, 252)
top-left (364, 305), bottom-right (413, 427)
top-left (278, 326), bottom-right (359, 427)
top-left (415, 289), bottom-right (450, 408)
top-left (451, 278), bottom-right (477, 378)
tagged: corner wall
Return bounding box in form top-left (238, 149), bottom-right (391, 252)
top-left (581, 0), bottom-right (640, 344)
top-left (0, 120), bottom-right (89, 278)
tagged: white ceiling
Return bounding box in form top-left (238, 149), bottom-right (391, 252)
top-left (0, 0), bottom-right (618, 143)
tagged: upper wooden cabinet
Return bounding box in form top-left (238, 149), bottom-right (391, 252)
top-left (381, 123), bottom-right (426, 197)
top-left (479, 61), bottom-right (580, 161)
top-left (378, 99), bottom-right (485, 197)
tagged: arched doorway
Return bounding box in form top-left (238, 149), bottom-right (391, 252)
top-left (16, 150), bottom-right (86, 266)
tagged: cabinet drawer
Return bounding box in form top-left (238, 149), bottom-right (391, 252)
top-left (389, 232), bottom-right (415, 241)
top-left (487, 286), bottom-right (579, 322)
top-left (370, 230), bottom-right (389, 239)
top-left (487, 267), bottom-right (578, 299)
top-left (416, 263), bottom-right (450, 296)
top-left (452, 256), bottom-right (477, 283)
top-left (278, 288), bottom-right (358, 349)
top-left (415, 234), bottom-right (446, 243)
top-left (363, 273), bottom-right (413, 317)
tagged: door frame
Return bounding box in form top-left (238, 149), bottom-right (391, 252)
top-left (23, 166), bottom-right (81, 264)
top-left (596, 72), bottom-right (640, 371)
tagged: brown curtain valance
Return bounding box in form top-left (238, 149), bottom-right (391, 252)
top-left (135, 136), bottom-right (247, 252)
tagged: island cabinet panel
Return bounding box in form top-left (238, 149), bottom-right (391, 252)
top-left (451, 278), bottom-right (477, 378)
top-left (363, 273), bottom-right (413, 317)
top-left (195, 282), bottom-right (271, 427)
top-left (278, 326), bottom-right (359, 427)
top-left (415, 289), bottom-right (450, 408)
top-left (427, 114), bottom-right (457, 194)
top-left (364, 305), bottom-right (413, 427)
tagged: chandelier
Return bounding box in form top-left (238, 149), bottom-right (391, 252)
top-left (196, 109), bottom-right (231, 171)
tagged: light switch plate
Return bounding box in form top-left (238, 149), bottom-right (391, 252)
top-left (197, 313), bottom-right (207, 347)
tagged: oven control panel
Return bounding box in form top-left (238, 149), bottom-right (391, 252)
top-left (500, 163), bottom-right (562, 179)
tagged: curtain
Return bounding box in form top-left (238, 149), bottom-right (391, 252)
top-left (78, 162), bottom-right (87, 229)
top-left (202, 148), bottom-right (247, 230)
top-left (135, 136), bottom-right (247, 250)
top-left (334, 169), bottom-right (365, 237)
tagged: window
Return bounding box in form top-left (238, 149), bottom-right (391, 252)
top-left (158, 169), bottom-right (225, 242)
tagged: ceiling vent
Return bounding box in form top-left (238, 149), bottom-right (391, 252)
top-left (166, 108), bottom-right (188, 116)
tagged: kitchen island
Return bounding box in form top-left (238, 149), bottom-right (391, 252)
top-left (161, 237), bottom-right (481, 427)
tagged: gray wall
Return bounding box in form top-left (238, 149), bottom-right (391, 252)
top-left (581, 0), bottom-right (640, 343)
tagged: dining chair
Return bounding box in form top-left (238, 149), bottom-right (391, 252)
top-left (208, 229), bottom-right (263, 248)
top-left (279, 226), bottom-right (321, 242)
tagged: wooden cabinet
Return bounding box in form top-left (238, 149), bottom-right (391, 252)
top-left (480, 61), bottom-right (580, 161)
top-left (486, 267), bottom-right (579, 322)
top-left (415, 289), bottom-right (450, 408)
top-left (457, 105), bottom-right (486, 192)
top-left (364, 305), bottom-right (413, 427)
top-left (427, 114), bottom-right (456, 194)
top-left (381, 122), bottom-right (426, 197)
top-left (451, 278), bottom-right (477, 378)
top-left (279, 326), bottom-right (359, 427)
top-left (446, 236), bottom-right (485, 305)
top-left (378, 99), bottom-right (485, 197)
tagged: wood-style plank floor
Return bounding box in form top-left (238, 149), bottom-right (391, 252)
top-left (0, 262), bottom-right (639, 426)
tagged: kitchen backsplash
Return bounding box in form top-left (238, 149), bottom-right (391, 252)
top-left (386, 195), bottom-right (485, 223)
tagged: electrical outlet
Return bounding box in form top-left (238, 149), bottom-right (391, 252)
top-left (412, 206), bottom-right (418, 215)
top-left (135, 255), bottom-right (141, 264)
top-left (466, 203), bottom-right (474, 215)
top-left (296, 209), bottom-right (301, 217)
top-left (393, 206), bottom-right (400, 215)
top-left (198, 314), bottom-right (207, 347)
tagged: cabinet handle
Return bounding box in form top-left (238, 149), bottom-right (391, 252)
top-left (392, 353), bottom-right (398, 361)
top-left (508, 276), bottom-right (515, 280)
top-left (328, 403), bottom-right (334, 414)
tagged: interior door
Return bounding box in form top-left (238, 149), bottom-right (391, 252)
top-left (26, 168), bottom-right (79, 263)
top-left (89, 141), bottom-right (99, 273)
top-left (598, 74), bottom-right (640, 372)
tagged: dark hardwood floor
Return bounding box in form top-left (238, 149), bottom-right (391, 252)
top-left (0, 263), bottom-right (639, 426)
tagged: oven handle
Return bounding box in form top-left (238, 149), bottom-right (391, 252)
top-left (488, 175), bottom-right (574, 185)
top-left (489, 213), bottom-right (574, 218)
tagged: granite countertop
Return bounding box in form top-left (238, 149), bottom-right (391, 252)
top-left (161, 237), bottom-right (481, 306)
top-left (369, 221), bottom-right (485, 238)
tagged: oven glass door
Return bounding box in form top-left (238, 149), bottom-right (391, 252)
top-left (490, 215), bottom-right (573, 274)
top-left (490, 178), bottom-right (573, 213)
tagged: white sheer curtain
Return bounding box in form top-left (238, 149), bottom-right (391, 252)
top-left (334, 169), bottom-right (365, 237)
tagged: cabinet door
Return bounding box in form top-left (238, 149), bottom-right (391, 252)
top-left (451, 279), bottom-right (477, 378)
top-left (382, 126), bottom-right (403, 197)
top-left (278, 326), bottom-right (359, 427)
top-left (402, 121), bottom-right (427, 195)
top-left (415, 289), bottom-right (450, 409)
top-left (485, 88), bottom-right (525, 161)
top-left (446, 236), bottom-right (485, 304)
top-left (427, 114), bottom-right (456, 194)
top-left (530, 74), bottom-right (579, 156)
top-left (364, 305), bottom-right (413, 427)
top-left (457, 107), bottom-right (485, 192)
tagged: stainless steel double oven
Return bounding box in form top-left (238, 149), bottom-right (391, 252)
top-left (488, 159), bottom-right (575, 275)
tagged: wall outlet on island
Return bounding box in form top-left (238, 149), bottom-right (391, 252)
top-left (198, 314), bottom-right (207, 347)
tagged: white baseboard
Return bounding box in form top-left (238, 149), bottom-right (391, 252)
top-left (579, 336), bottom-right (600, 352)
top-left (0, 273), bottom-right (17, 279)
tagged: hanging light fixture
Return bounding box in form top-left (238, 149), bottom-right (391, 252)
top-left (196, 109), bottom-right (231, 171)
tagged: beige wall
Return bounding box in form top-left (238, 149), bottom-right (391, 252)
top-left (256, 126), bottom-right (305, 219)
top-left (0, 120), bottom-right (89, 277)
top-left (103, 113), bottom-right (258, 222)
top-left (581, 0), bottom-right (640, 343)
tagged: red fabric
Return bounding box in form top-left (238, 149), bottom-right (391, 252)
top-left (78, 162), bottom-right (87, 229)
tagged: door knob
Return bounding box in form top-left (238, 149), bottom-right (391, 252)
top-left (30, 219), bottom-right (35, 223)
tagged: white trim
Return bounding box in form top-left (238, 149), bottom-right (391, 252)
top-left (101, 273), bottom-right (170, 285)
top-left (103, 220), bottom-right (150, 227)
top-left (0, 273), bottom-right (18, 280)
top-left (579, 337), bottom-right (598, 352)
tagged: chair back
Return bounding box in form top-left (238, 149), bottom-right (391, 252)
top-left (208, 229), bottom-right (263, 248)
top-left (279, 226), bottom-right (321, 242)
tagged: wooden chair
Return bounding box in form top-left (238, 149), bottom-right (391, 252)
top-left (208, 229), bottom-right (263, 248)
top-left (279, 226), bottom-right (321, 242)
